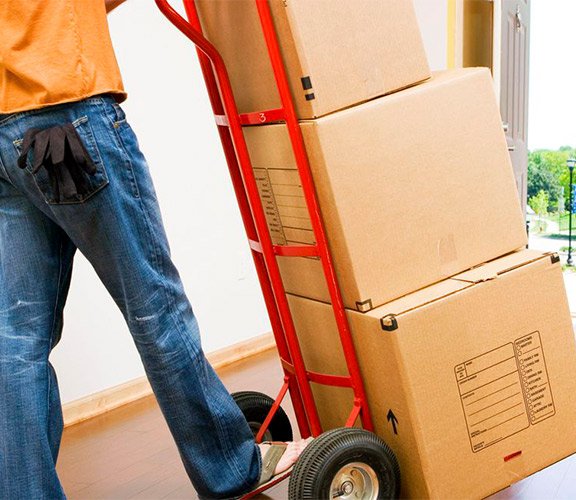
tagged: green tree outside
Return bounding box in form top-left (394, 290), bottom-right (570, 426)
top-left (529, 147), bottom-right (576, 212)
top-left (529, 190), bottom-right (549, 232)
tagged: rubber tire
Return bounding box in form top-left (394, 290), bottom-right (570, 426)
top-left (288, 428), bottom-right (400, 499)
top-left (232, 391), bottom-right (293, 442)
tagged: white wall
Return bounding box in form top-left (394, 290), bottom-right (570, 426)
top-left (53, 0), bottom-right (451, 405)
top-left (413, 0), bottom-right (448, 71)
top-left (53, 1), bottom-right (270, 404)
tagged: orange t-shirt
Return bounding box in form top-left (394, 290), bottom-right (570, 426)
top-left (0, 0), bottom-right (127, 114)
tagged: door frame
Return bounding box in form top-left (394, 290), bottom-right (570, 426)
top-left (447, 0), bottom-right (502, 100)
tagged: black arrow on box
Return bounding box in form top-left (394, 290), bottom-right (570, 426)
top-left (387, 409), bottom-right (399, 435)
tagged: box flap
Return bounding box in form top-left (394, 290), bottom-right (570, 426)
top-left (364, 278), bottom-right (472, 320)
top-left (302, 68), bottom-right (488, 124)
top-left (362, 250), bottom-right (556, 321)
top-left (452, 249), bottom-right (554, 283)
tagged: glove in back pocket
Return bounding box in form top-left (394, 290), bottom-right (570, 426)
top-left (12, 115), bottom-right (109, 205)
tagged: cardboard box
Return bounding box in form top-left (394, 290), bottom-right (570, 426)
top-left (244, 68), bottom-right (528, 311)
top-left (287, 250), bottom-right (576, 499)
top-left (195, 0), bottom-right (430, 119)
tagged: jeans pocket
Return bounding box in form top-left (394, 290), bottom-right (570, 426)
top-left (12, 115), bottom-right (109, 205)
top-left (112, 102), bottom-right (127, 125)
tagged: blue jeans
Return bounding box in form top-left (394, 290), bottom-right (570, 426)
top-left (0, 94), bottom-right (261, 499)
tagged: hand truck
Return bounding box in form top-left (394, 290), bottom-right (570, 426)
top-left (155, 1), bottom-right (401, 498)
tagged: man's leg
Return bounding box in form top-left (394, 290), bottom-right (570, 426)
top-left (46, 229), bottom-right (76, 463)
top-left (0, 95), bottom-right (262, 498)
top-left (0, 174), bottom-right (75, 500)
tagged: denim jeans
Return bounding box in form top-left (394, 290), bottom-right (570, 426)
top-left (0, 94), bottom-right (261, 499)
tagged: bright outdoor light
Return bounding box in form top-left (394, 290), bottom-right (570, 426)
top-left (568, 159), bottom-right (576, 266)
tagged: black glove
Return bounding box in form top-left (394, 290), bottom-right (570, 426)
top-left (17, 123), bottom-right (98, 203)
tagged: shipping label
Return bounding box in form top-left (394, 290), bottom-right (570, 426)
top-left (455, 331), bottom-right (554, 452)
top-left (254, 168), bottom-right (287, 245)
top-left (253, 168), bottom-right (315, 247)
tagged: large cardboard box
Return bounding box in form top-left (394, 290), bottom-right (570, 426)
top-left (245, 68), bottom-right (528, 311)
top-left (195, 0), bottom-right (430, 119)
top-left (287, 250), bottom-right (576, 498)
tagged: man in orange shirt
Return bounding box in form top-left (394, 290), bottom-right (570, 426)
top-left (0, 1), bottom-right (309, 498)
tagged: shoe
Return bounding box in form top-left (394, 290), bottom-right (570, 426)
top-left (256, 441), bottom-right (289, 486)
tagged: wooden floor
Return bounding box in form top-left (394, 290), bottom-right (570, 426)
top-left (58, 348), bottom-right (576, 499)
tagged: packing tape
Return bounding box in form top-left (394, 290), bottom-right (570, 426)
top-left (438, 234), bottom-right (459, 277)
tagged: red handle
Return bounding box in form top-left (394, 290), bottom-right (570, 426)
top-left (154, 0), bottom-right (222, 66)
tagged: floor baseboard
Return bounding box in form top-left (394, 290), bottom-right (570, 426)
top-left (62, 332), bottom-right (275, 427)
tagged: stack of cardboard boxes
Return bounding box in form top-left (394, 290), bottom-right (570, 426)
top-left (197, 1), bottom-right (576, 497)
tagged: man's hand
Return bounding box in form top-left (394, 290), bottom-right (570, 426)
top-left (105, 0), bottom-right (127, 13)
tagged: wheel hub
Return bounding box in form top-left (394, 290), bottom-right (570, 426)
top-left (330, 462), bottom-right (379, 499)
top-left (341, 480), bottom-right (354, 495)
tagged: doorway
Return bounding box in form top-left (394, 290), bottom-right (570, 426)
top-left (459, 1), bottom-right (576, 310)
top-left (523, 1), bottom-right (576, 311)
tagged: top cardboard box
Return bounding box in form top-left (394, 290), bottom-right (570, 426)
top-left (195, 0), bottom-right (431, 119)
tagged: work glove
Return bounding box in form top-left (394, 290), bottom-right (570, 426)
top-left (17, 123), bottom-right (98, 203)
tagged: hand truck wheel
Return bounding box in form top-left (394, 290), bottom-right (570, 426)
top-left (288, 427), bottom-right (400, 499)
top-left (232, 391), bottom-right (293, 442)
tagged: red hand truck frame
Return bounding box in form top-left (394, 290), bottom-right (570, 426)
top-left (154, 0), bottom-right (378, 496)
